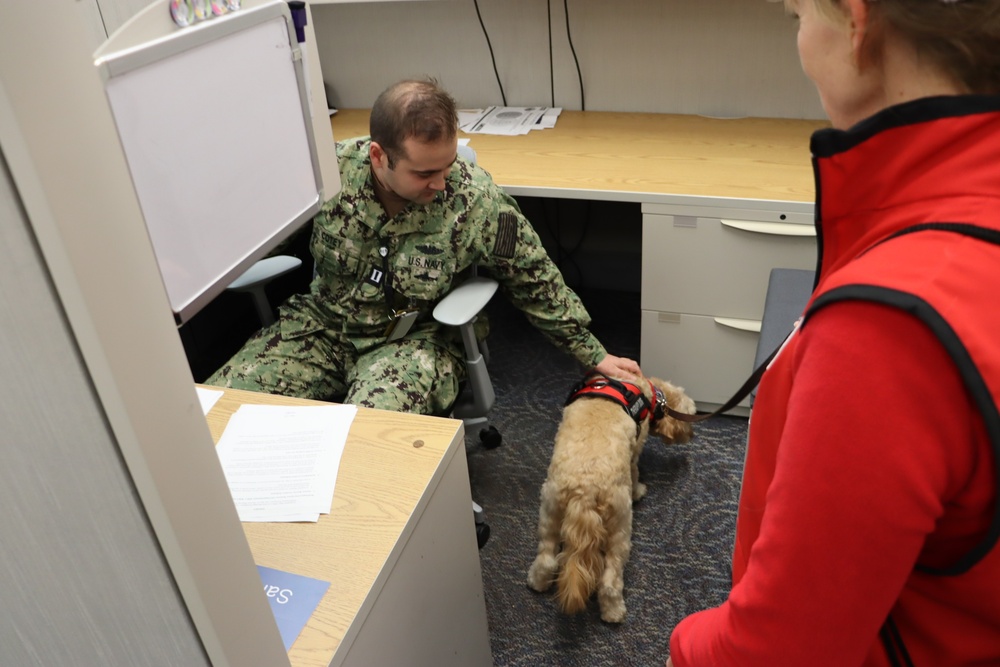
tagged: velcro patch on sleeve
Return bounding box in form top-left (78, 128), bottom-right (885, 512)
top-left (493, 212), bottom-right (518, 259)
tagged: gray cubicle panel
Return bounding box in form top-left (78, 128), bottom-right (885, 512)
top-left (1, 3), bottom-right (289, 665)
top-left (750, 268), bottom-right (816, 404)
top-left (94, 0), bottom-right (323, 324)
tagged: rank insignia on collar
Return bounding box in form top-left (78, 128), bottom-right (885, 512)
top-left (366, 266), bottom-right (384, 286)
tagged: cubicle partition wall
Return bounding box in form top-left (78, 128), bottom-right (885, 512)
top-left (94, 0), bottom-right (327, 324)
top-left (0, 2), bottom-right (305, 665)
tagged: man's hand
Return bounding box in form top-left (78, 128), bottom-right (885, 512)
top-left (593, 353), bottom-right (641, 379)
top-left (665, 659), bottom-right (674, 667)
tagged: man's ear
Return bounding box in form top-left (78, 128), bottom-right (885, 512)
top-left (370, 141), bottom-right (387, 169)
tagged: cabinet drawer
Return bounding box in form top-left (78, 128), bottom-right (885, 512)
top-left (641, 214), bottom-right (816, 320)
top-left (640, 310), bottom-right (759, 415)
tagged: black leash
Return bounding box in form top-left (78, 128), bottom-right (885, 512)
top-left (663, 341), bottom-right (782, 423)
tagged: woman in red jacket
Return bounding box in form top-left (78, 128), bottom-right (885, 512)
top-left (668, 1), bottom-right (1000, 665)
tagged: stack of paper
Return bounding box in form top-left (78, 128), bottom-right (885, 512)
top-left (214, 404), bottom-right (357, 522)
top-left (197, 386), bottom-right (224, 414)
top-left (460, 106), bottom-right (562, 136)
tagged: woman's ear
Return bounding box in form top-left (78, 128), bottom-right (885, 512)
top-left (843, 0), bottom-right (871, 62)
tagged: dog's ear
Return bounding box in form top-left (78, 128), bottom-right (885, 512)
top-left (649, 377), bottom-right (696, 444)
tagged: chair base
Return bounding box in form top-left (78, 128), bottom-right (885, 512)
top-left (461, 416), bottom-right (503, 450)
top-left (475, 522), bottom-right (491, 549)
top-left (478, 425), bottom-right (502, 449)
top-left (473, 501), bottom-right (490, 549)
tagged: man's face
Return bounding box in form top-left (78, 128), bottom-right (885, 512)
top-left (372, 136), bottom-right (458, 205)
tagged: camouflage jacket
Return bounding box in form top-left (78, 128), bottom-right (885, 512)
top-left (279, 136), bottom-right (606, 367)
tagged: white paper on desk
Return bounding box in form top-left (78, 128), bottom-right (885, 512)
top-left (196, 386), bottom-right (224, 414)
top-left (538, 107), bottom-right (562, 128)
top-left (458, 109), bottom-right (488, 133)
top-left (459, 106), bottom-right (562, 135)
top-left (215, 404), bottom-right (357, 522)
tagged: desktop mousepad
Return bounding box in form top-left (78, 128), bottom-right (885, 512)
top-left (257, 565), bottom-right (331, 651)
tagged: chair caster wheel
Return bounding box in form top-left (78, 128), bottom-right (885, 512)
top-left (476, 522), bottom-right (491, 549)
top-left (479, 425), bottom-right (502, 449)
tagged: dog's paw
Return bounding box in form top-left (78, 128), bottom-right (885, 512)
top-left (599, 581), bottom-right (626, 623)
top-left (527, 554), bottom-right (558, 592)
top-left (599, 599), bottom-right (626, 624)
top-left (632, 482), bottom-right (647, 502)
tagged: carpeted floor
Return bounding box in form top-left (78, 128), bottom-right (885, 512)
top-left (468, 289), bottom-right (749, 667)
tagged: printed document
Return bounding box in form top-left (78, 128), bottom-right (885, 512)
top-left (460, 106), bottom-right (562, 135)
top-left (215, 404), bottom-right (357, 522)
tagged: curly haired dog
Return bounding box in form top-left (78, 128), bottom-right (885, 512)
top-left (526, 372), bottom-right (696, 623)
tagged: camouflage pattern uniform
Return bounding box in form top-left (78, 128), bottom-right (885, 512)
top-left (207, 137), bottom-right (607, 414)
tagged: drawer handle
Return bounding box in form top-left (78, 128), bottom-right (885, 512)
top-left (714, 317), bottom-right (762, 333)
top-left (720, 219), bottom-right (816, 237)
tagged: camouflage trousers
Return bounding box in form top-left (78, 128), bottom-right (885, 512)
top-left (205, 321), bottom-right (465, 415)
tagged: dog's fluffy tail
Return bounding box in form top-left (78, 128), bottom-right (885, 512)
top-left (556, 490), bottom-right (606, 614)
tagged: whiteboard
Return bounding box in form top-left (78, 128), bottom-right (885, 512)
top-left (96, 1), bottom-right (322, 323)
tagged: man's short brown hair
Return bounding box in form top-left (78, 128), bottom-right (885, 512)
top-left (370, 79), bottom-right (459, 167)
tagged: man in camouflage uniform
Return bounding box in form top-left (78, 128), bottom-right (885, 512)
top-left (207, 79), bottom-right (640, 414)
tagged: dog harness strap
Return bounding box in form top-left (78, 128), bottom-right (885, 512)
top-left (565, 373), bottom-right (654, 435)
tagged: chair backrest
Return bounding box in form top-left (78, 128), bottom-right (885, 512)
top-left (457, 144), bottom-right (477, 164)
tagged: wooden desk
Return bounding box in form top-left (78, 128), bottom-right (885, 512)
top-left (202, 387), bottom-right (492, 667)
top-left (329, 109), bottom-right (827, 414)
top-left (331, 108), bottom-right (826, 203)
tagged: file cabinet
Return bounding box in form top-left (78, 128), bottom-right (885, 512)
top-left (640, 201), bottom-right (817, 415)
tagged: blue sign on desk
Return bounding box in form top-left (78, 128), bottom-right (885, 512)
top-left (257, 565), bottom-right (331, 651)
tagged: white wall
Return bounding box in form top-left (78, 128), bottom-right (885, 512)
top-left (76, 0), bottom-right (155, 46)
top-left (311, 0), bottom-right (824, 120)
top-left (78, 0), bottom-right (824, 120)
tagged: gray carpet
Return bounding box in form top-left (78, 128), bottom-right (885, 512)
top-left (468, 289), bottom-right (749, 667)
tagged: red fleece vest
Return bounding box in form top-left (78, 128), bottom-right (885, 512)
top-left (736, 98), bottom-right (1000, 665)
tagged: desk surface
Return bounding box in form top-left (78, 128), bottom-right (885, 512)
top-left (330, 109), bottom-right (828, 204)
top-left (201, 387), bottom-right (465, 667)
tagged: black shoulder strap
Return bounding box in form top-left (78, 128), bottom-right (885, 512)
top-left (880, 616), bottom-right (916, 667)
top-left (803, 223), bottom-right (1000, 576)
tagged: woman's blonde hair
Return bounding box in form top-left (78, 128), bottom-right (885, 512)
top-left (813, 0), bottom-right (1000, 94)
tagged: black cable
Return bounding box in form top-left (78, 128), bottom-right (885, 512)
top-left (563, 202), bottom-right (592, 259)
top-left (473, 0), bottom-right (507, 106)
top-left (547, 0), bottom-right (555, 107)
top-left (544, 198), bottom-right (586, 289)
top-left (563, 0), bottom-right (585, 110)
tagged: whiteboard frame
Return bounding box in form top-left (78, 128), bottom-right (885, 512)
top-left (95, 0), bottom-right (323, 324)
